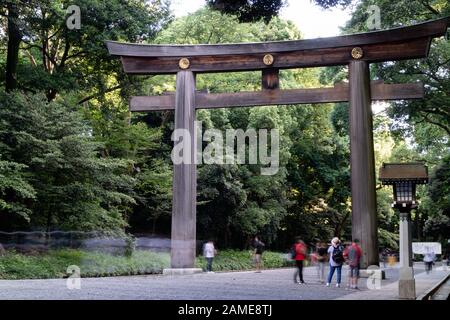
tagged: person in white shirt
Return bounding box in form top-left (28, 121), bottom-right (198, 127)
top-left (203, 240), bottom-right (217, 273)
top-left (423, 247), bottom-right (436, 274)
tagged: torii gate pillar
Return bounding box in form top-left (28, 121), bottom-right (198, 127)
top-left (165, 70), bottom-right (201, 273)
top-left (349, 60), bottom-right (378, 268)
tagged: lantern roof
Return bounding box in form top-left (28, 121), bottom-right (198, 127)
top-left (379, 163), bottom-right (428, 185)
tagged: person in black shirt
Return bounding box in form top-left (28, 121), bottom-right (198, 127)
top-left (252, 236), bottom-right (265, 273)
top-left (316, 242), bottom-right (328, 283)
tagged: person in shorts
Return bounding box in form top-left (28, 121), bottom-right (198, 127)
top-left (346, 239), bottom-right (362, 289)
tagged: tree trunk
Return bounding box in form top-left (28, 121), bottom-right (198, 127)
top-left (5, 3), bottom-right (22, 92)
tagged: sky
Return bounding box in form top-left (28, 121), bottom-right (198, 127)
top-left (170, 0), bottom-right (353, 39)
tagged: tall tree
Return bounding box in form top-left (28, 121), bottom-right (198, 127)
top-left (0, 0), bottom-right (172, 100)
top-left (207, 0), bottom-right (286, 23)
top-left (4, 1), bottom-right (21, 92)
top-left (0, 91), bottom-right (136, 231)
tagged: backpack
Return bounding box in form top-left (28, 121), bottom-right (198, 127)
top-left (289, 246), bottom-right (296, 259)
top-left (332, 245), bottom-right (344, 264)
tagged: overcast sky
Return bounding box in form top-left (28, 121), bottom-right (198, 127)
top-left (170, 0), bottom-right (352, 39)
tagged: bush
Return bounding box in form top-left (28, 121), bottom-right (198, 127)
top-left (0, 248), bottom-right (302, 279)
top-left (195, 249), bottom-right (297, 271)
top-left (0, 249), bottom-right (170, 279)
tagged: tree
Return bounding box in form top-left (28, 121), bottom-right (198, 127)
top-left (311, 0), bottom-right (352, 9)
top-left (206, 0), bottom-right (286, 23)
top-left (342, 0), bottom-right (450, 137)
top-left (0, 91), bottom-right (136, 231)
top-left (0, 159), bottom-right (36, 227)
top-left (4, 1), bottom-right (21, 92)
top-left (423, 155), bottom-right (450, 241)
top-left (0, 0), bottom-right (172, 100)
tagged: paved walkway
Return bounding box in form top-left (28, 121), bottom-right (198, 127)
top-left (0, 264), bottom-right (447, 300)
top-left (337, 265), bottom-right (449, 300)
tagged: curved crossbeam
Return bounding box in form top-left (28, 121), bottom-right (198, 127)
top-left (107, 17), bottom-right (449, 74)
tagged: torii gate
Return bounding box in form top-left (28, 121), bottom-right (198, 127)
top-left (107, 17), bottom-right (449, 272)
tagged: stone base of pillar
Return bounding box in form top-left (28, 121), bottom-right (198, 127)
top-left (163, 268), bottom-right (203, 276)
top-left (399, 279), bottom-right (416, 299)
top-left (399, 267), bottom-right (416, 299)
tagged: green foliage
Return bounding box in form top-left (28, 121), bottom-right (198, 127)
top-left (195, 249), bottom-right (296, 271)
top-left (311, 0), bottom-right (352, 9)
top-left (206, 0), bottom-right (286, 23)
top-left (1, 0), bottom-right (172, 100)
top-left (0, 249), bottom-right (170, 279)
top-left (422, 155), bottom-right (450, 241)
top-left (378, 228), bottom-right (399, 250)
top-left (0, 159), bottom-right (35, 221)
top-left (0, 249), bottom-right (299, 279)
top-left (0, 91), bottom-right (135, 231)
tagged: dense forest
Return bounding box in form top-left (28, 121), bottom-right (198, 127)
top-left (0, 0), bottom-right (449, 251)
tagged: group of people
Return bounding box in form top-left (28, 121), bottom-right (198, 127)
top-left (292, 237), bottom-right (363, 289)
top-left (202, 235), bottom-right (363, 290)
top-left (202, 236), bottom-right (266, 273)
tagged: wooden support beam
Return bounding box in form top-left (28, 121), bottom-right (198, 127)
top-left (107, 17), bottom-right (450, 74)
top-left (262, 68), bottom-right (279, 90)
top-left (129, 82), bottom-right (424, 112)
top-left (108, 17), bottom-right (449, 57)
top-left (170, 70), bottom-right (197, 269)
top-left (349, 60), bottom-right (379, 268)
top-left (119, 38), bottom-right (431, 74)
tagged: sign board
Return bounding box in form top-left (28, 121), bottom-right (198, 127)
top-left (412, 242), bottom-right (442, 254)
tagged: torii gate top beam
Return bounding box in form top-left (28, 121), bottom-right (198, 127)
top-left (107, 17), bottom-right (449, 74)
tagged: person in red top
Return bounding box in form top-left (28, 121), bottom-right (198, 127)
top-left (345, 239), bottom-right (363, 289)
top-left (293, 237), bottom-right (307, 284)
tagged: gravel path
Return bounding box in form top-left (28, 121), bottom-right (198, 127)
top-left (0, 265), bottom-right (404, 300)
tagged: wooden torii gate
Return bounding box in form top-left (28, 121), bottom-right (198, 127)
top-left (107, 17), bottom-right (449, 272)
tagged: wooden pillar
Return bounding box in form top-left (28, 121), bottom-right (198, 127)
top-left (262, 68), bottom-right (279, 90)
top-left (171, 70), bottom-right (197, 268)
top-left (349, 60), bottom-right (379, 268)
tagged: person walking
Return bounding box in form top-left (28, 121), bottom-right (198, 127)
top-left (326, 237), bottom-right (344, 288)
top-left (423, 247), bottom-right (436, 274)
top-left (293, 238), bottom-right (307, 284)
top-left (345, 239), bottom-right (362, 289)
top-left (252, 236), bottom-right (265, 273)
top-left (315, 242), bottom-right (328, 283)
top-left (203, 240), bottom-right (217, 273)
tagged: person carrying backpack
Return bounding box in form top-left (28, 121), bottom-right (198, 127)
top-left (326, 237), bottom-right (344, 288)
top-left (345, 239), bottom-right (362, 289)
